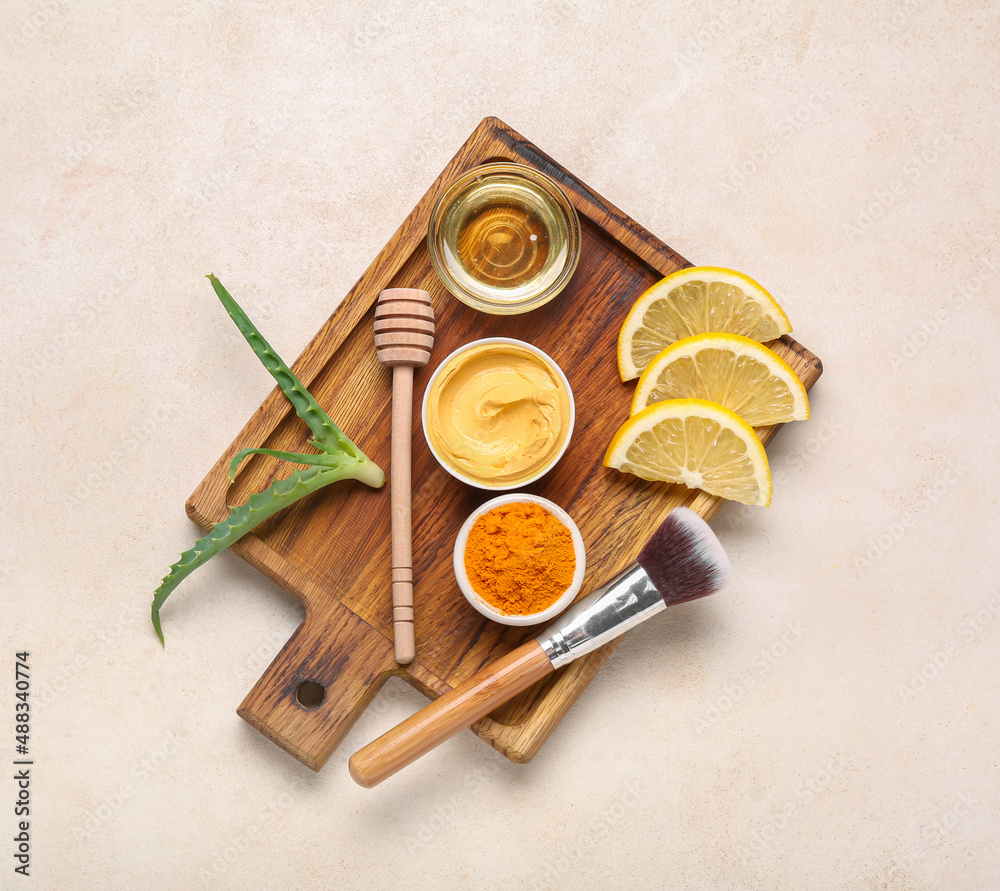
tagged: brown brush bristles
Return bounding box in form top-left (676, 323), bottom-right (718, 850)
top-left (636, 507), bottom-right (731, 606)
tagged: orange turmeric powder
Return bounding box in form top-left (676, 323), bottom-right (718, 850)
top-left (464, 501), bottom-right (575, 615)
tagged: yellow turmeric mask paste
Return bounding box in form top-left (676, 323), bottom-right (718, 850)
top-left (425, 342), bottom-right (571, 487)
top-left (464, 501), bottom-right (575, 615)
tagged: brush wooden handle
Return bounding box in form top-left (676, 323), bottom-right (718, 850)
top-left (349, 640), bottom-right (554, 787)
top-left (374, 288), bottom-right (434, 664)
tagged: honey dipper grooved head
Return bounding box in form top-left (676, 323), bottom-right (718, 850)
top-left (374, 288), bottom-right (435, 367)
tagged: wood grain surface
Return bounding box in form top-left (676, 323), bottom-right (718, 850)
top-left (185, 117), bottom-right (824, 771)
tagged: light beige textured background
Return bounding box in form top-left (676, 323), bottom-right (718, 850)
top-left (3, 1), bottom-right (998, 888)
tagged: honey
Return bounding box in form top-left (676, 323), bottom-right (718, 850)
top-left (454, 201), bottom-right (550, 289)
top-left (427, 163), bottom-right (580, 314)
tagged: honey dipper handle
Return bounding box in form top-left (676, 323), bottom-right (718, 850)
top-left (349, 640), bottom-right (554, 787)
top-left (390, 364), bottom-right (415, 664)
top-left (373, 287), bottom-right (435, 665)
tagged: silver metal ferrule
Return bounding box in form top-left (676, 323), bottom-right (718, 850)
top-left (535, 564), bottom-right (665, 669)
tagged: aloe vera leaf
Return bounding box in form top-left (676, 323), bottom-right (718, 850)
top-left (207, 273), bottom-right (359, 456)
top-left (151, 458), bottom-right (383, 643)
top-left (228, 446), bottom-right (351, 481)
top-left (151, 276), bottom-right (386, 643)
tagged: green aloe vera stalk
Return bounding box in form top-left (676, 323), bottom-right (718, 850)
top-left (151, 275), bottom-right (384, 643)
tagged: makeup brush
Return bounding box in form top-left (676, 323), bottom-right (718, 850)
top-left (349, 506), bottom-right (730, 787)
top-left (374, 288), bottom-right (435, 664)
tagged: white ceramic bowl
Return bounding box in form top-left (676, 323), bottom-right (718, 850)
top-left (453, 493), bottom-right (586, 626)
top-left (421, 337), bottom-right (575, 491)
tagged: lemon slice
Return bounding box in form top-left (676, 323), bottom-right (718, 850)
top-left (604, 398), bottom-right (772, 506)
top-left (617, 266), bottom-right (793, 380)
top-left (631, 333), bottom-right (809, 426)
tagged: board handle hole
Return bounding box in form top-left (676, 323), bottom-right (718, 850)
top-left (295, 680), bottom-right (326, 709)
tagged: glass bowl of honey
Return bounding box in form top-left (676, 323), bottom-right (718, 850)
top-left (427, 162), bottom-right (581, 314)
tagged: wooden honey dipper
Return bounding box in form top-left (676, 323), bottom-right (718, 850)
top-left (374, 288), bottom-right (435, 664)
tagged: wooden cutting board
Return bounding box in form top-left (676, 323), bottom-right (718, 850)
top-left (186, 116), bottom-right (823, 771)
